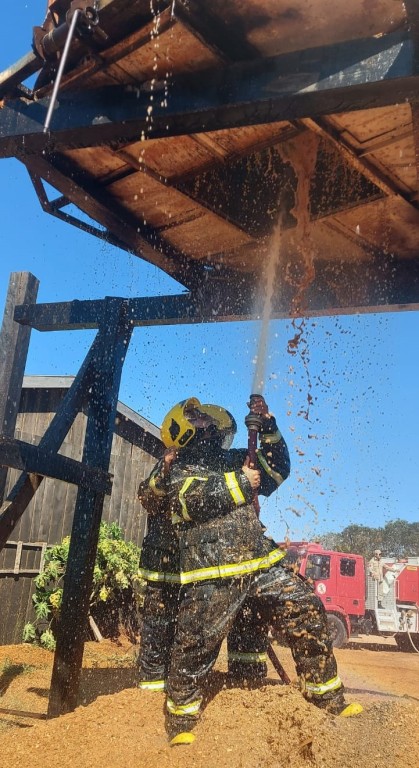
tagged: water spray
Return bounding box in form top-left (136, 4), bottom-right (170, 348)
top-left (244, 213), bottom-right (291, 685)
top-left (247, 211), bottom-right (282, 505)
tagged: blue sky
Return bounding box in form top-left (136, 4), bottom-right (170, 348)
top-left (1, 2), bottom-right (418, 542)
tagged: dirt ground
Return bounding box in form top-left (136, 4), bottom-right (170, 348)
top-left (0, 634), bottom-right (418, 768)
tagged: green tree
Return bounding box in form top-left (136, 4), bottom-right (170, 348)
top-left (320, 519), bottom-right (418, 560)
top-left (321, 524), bottom-right (382, 559)
top-left (381, 519), bottom-right (419, 558)
top-left (23, 521), bottom-right (145, 650)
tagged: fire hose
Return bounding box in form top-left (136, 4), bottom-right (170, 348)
top-left (407, 628), bottom-right (419, 653)
top-left (245, 394), bottom-right (291, 685)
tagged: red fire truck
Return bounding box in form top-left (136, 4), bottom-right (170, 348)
top-left (279, 542), bottom-right (419, 651)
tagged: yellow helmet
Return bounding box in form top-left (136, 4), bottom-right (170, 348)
top-left (161, 397), bottom-right (236, 449)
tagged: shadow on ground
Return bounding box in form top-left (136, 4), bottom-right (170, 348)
top-left (0, 664), bottom-right (33, 695)
top-left (344, 640), bottom-right (400, 653)
top-left (78, 667), bottom-right (137, 705)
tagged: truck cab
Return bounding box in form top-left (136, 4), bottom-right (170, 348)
top-left (281, 542), bottom-right (419, 649)
top-left (281, 542), bottom-right (365, 647)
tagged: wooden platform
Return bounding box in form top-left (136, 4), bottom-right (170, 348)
top-left (0, 0), bottom-right (419, 317)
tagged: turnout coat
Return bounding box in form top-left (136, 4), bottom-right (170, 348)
top-left (138, 417), bottom-right (290, 585)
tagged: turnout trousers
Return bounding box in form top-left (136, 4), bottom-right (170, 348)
top-left (138, 582), bottom-right (269, 690)
top-left (166, 564), bottom-right (343, 737)
top-left (137, 582), bottom-right (180, 690)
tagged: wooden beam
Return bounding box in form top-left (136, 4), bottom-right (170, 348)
top-left (404, 1), bottom-right (419, 195)
top-left (13, 287), bottom-right (256, 331)
top-left (173, 0), bottom-right (256, 62)
top-left (0, 51), bottom-right (42, 98)
top-left (0, 273), bottom-right (39, 504)
top-left (12, 251), bottom-right (419, 333)
top-left (296, 117), bottom-right (419, 211)
top-left (0, 30), bottom-right (415, 153)
top-left (20, 154), bottom-right (204, 290)
top-left (27, 169), bottom-right (163, 259)
top-left (0, 435), bottom-right (112, 494)
top-left (0, 328), bottom-right (105, 551)
top-left (48, 298), bottom-right (133, 716)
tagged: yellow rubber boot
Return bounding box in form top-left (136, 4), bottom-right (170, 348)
top-left (170, 732), bottom-right (196, 746)
top-left (339, 702), bottom-right (363, 717)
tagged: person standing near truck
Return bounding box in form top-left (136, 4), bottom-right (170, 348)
top-left (368, 549), bottom-right (397, 608)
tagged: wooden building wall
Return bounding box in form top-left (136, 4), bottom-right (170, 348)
top-left (0, 379), bottom-right (162, 645)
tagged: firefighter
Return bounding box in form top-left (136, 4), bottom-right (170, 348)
top-left (136, 407), bottom-right (269, 692)
top-left (136, 446), bottom-right (181, 692)
top-left (151, 395), bottom-right (362, 745)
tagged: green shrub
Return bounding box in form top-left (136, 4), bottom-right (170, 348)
top-left (24, 522), bottom-right (145, 650)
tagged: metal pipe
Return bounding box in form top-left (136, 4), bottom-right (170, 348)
top-left (39, 6), bottom-right (100, 59)
top-left (43, 8), bottom-right (81, 133)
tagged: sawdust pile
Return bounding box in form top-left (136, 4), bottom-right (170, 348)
top-left (0, 640), bottom-right (418, 768)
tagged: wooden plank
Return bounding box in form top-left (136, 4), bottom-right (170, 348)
top-left (130, 453), bottom-right (154, 545)
top-left (39, 542), bottom-right (47, 572)
top-left (0, 577), bottom-right (14, 644)
top-left (13, 291), bottom-right (254, 331)
top-left (40, 473), bottom-right (58, 544)
top-left (119, 454), bottom-right (135, 538)
top-left (329, 104), bottom-right (416, 196)
top-left (21, 475), bottom-right (46, 563)
top-left (20, 154), bottom-right (197, 288)
top-left (0, 473), bottom-right (45, 551)
top-left (181, 0), bottom-right (405, 59)
top-left (14, 575), bottom-right (30, 644)
top-left (27, 478), bottom-right (48, 563)
top-left (0, 273), bottom-right (39, 504)
top-left (36, 465), bottom-right (58, 544)
top-left (0, 540), bottom-right (7, 570)
top-left (7, 571), bottom-right (27, 644)
top-left (298, 116), bottom-right (417, 209)
top-left (56, 481), bottom-right (76, 544)
top-left (405, 0), bottom-right (419, 186)
top-left (21, 572), bottom-right (39, 640)
top-left (0, 51), bottom-right (41, 98)
top-left (4, 568), bottom-right (41, 575)
top-left (0, 548), bottom-right (47, 647)
top-left (0, 30), bottom-right (415, 155)
top-left (0, 541), bottom-right (49, 575)
top-left (102, 13), bottom-right (222, 81)
top-left (0, 435), bottom-right (113, 494)
top-left (0, 328), bottom-right (112, 551)
top-left (116, 440), bottom-right (134, 533)
top-left (65, 414), bottom-right (86, 461)
top-left (13, 541), bottom-right (22, 575)
top-left (13, 246), bottom-right (419, 339)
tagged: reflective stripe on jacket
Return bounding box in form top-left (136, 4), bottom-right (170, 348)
top-left (138, 425), bottom-right (289, 583)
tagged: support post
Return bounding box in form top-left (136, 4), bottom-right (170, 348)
top-left (47, 298), bottom-right (133, 717)
top-left (0, 272), bottom-right (39, 504)
top-left (0, 324), bottom-right (107, 551)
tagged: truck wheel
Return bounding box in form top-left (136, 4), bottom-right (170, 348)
top-left (327, 614), bottom-right (348, 648)
top-left (395, 633), bottom-right (419, 653)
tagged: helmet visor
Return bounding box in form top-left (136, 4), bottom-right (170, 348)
top-left (183, 403), bottom-right (217, 429)
top-left (199, 405), bottom-right (237, 448)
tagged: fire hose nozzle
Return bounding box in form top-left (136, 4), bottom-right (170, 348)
top-left (244, 411), bottom-right (263, 431)
top-left (245, 393), bottom-right (264, 432)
